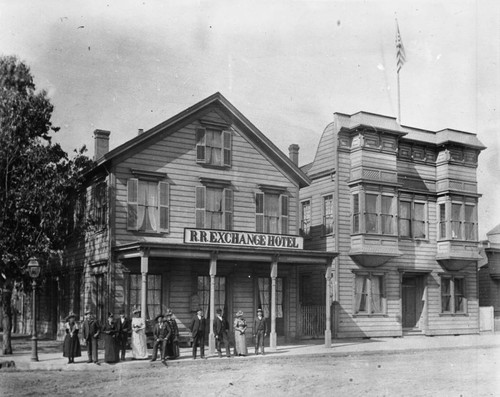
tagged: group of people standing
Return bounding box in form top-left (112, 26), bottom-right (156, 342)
top-left (62, 307), bottom-right (179, 365)
top-left (190, 307), bottom-right (268, 359)
top-left (63, 306), bottom-right (268, 365)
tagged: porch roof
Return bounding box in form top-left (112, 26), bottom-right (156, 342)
top-left (114, 242), bottom-right (337, 265)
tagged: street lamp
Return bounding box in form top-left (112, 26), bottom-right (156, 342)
top-left (28, 257), bottom-right (40, 362)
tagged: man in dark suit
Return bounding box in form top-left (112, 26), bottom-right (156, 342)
top-left (189, 308), bottom-right (206, 359)
top-left (115, 310), bottom-right (131, 361)
top-left (82, 310), bottom-right (100, 364)
top-left (151, 314), bottom-right (171, 363)
top-left (253, 308), bottom-right (268, 355)
top-left (213, 308), bottom-right (231, 358)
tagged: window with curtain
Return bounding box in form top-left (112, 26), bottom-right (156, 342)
top-left (255, 193), bottom-right (289, 234)
top-left (439, 203), bottom-right (446, 240)
top-left (354, 273), bottom-right (385, 315)
top-left (381, 195), bottom-right (394, 234)
top-left (196, 128), bottom-right (232, 167)
top-left (365, 194), bottom-right (378, 233)
top-left (451, 203), bottom-right (462, 239)
top-left (258, 277), bottom-right (283, 319)
top-left (197, 276), bottom-right (226, 318)
top-left (195, 186), bottom-right (233, 230)
top-left (323, 194), bottom-right (334, 235)
top-left (128, 274), bottom-right (162, 320)
top-left (127, 179), bottom-right (169, 233)
top-left (440, 275), bottom-right (467, 314)
top-left (300, 200), bottom-right (311, 237)
top-left (438, 198), bottom-right (477, 241)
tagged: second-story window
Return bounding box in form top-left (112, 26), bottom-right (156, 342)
top-left (195, 186), bottom-right (233, 230)
top-left (127, 179), bottom-right (169, 233)
top-left (353, 191), bottom-right (395, 235)
top-left (399, 200), bottom-right (428, 239)
top-left (255, 192), bottom-right (289, 234)
top-left (91, 180), bottom-right (107, 230)
top-left (438, 198), bottom-right (477, 241)
top-left (300, 200), bottom-right (311, 237)
top-left (323, 194), bottom-right (334, 235)
top-left (196, 128), bottom-right (232, 167)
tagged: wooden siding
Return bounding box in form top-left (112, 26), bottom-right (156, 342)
top-left (113, 113), bottom-right (300, 247)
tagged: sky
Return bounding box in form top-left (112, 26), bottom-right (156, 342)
top-left (1, 0), bottom-right (499, 239)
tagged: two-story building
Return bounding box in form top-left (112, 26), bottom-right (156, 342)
top-left (300, 111), bottom-right (486, 338)
top-left (479, 224), bottom-right (500, 331)
top-left (53, 93), bottom-right (334, 350)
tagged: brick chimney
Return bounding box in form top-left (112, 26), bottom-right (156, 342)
top-left (288, 144), bottom-right (299, 166)
top-left (94, 129), bottom-right (111, 161)
top-left (138, 129), bottom-right (144, 135)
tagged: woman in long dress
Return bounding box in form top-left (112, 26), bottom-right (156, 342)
top-left (233, 310), bottom-right (248, 356)
top-left (62, 313), bottom-right (81, 364)
top-left (131, 308), bottom-right (149, 359)
top-left (102, 313), bottom-right (119, 363)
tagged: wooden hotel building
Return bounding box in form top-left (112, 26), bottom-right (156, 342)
top-left (59, 93), bottom-right (335, 350)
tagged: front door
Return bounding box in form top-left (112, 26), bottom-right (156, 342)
top-left (402, 275), bottom-right (426, 330)
top-left (402, 277), bottom-right (417, 328)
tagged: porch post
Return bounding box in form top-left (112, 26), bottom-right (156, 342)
top-left (209, 252), bottom-right (217, 355)
top-left (325, 259), bottom-right (333, 348)
top-left (270, 257), bottom-right (278, 351)
top-left (140, 251), bottom-right (149, 324)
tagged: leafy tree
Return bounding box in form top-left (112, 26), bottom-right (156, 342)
top-left (0, 55), bottom-right (93, 354)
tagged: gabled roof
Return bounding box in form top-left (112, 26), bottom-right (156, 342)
top-left (94, 92), bottom-right (310, 188)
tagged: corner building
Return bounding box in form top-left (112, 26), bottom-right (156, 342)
top-left (62, 93), bottom-right (334, 349)
top-left (300, 112), bottom-right (485, 337)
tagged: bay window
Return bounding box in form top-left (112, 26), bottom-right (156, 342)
top-left (438, 197), bottom-right (477, 241)
top-left (352, 191), bottom-right (395, 235)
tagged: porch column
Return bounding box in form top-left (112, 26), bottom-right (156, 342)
top-left (208, 252), bottom-right (217, 355)
top-left (325, 259), bottom-right (333, 348)
top-left (140, 252), bottom-right (149, 324)
top-left (270, 257), bottom-right (278, 351)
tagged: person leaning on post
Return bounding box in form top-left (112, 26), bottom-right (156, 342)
top-left (82, 310), bottom-right (100, 364)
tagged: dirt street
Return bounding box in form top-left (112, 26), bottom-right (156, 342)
top-left (1, 346), bottom-right (499, 396)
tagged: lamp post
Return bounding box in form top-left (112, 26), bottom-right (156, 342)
top-left (28, 257), bottom-right (40, 362)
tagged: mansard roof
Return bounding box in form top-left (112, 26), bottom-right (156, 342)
top-left (305, 111), bottom-right (486, 178)
top-left (93, 92), bottom-right (310, 188)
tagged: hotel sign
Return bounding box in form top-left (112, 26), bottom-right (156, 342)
top-left (184, 228), bottom-right (303, 250)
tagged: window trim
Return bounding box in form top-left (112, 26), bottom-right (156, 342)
top-left (351, 190), bottom-right (396, 235)
top-left (255, 191), bottom-right (289, 234)
top-left (437, 197), bottom-right (478, 242)
top-left (322, 193), bottom-right (335, 236)
top-left (398, 199), bottom-right (428, 240)
top-left (127, 178), bottom-right (170, 233)
top-left (439, 274), bottom-right (468, 315)
top-left (196, 127), bottom-right (232, 168)
top-left (352, 271), bottom-right (387, 316)
top-left (300, 199), bottom-right (312, 238)
top-left (195, 185), bottom-right (233, 230)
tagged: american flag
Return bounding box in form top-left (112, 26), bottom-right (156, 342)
top-left (396, 21), bottom-right (406, 72)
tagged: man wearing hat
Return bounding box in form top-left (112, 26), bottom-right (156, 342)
top-left (213, 308), bottom-right (231, 358)
top-left (165, 309), bottom-right (179, 359)
top-left (253, 308), bottom-right (267, 355)
top-left (82, 310), bottom-right (100, 364)
top-left (189, 308), bottom-right (206, 359)
top-left (115, 310), bottom-right (131, 361)
top-left (151, 314), bottom-right (171, 363)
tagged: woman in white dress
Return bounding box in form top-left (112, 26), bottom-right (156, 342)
top-left (131, 308), bottom-right (149, 359)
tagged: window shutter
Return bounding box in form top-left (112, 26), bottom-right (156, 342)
top-left (223, 130), bottom-right (232, 166)
top-left (280, 195), bottom-right (289, 234)
top-left (127, 179), bottom-right (138, 230)
top-left (223, 188), bottom-right (233, 230)
top-left (255, 192), bottom-right (264, 233)
top-left (195, 186), bottom-right (206, 228)
top-left (196, 128), bottom-right (206, 163)
top-left (159, 182), bottom-right (169, 232)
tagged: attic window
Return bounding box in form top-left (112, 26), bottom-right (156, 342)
top-left (196, 127), bottom-right (232, 167)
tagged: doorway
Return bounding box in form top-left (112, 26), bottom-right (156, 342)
top-left (402, 274), bottom-right (426, 331)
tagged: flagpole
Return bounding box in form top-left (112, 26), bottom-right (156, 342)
top-left (397, 69), bottom-right (401, 123)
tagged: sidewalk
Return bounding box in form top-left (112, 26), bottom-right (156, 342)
top-left (1, 332), bottom-right (499, 371)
